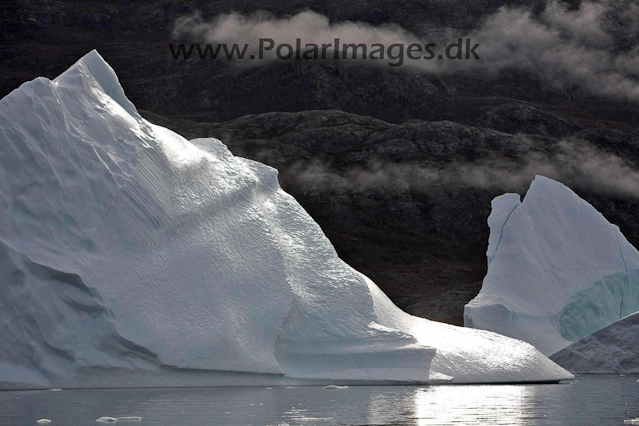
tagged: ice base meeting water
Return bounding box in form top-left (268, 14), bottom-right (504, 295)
top-left (1, 375), bottom-right (637, 425)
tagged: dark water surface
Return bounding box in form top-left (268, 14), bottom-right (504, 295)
top-left (1, 375), bottom-right (637, 425)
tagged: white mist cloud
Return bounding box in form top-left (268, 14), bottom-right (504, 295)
top-left (466, 1), bottom-right (639, 101)
top-left (173, 1), bottom-right (639, 101)
top-left (278, 140), bottom-right (639, 199)
top-left (172, 10), bottom-right (430, 65)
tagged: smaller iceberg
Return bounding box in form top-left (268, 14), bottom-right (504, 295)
top-left (323, 385), bottom-right (349, 390)
top-left (550, 312), bottom-right (639, 373)
top-left (465, 176), bottom-right (639, 355)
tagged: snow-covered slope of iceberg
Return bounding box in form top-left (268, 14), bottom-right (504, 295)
top-left (550, 312), bottom-right (639, 373)
top-left (464, 176), bottom-right (639, 355)
top-left (0, 50), bottom-right (572, 389)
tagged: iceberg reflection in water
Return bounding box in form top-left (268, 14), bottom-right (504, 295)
top-left (0, 376), bottom-right (636, 425)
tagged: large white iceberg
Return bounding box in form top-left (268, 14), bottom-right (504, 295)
top-left (464, 176), bottom-right (639, 355)
top-left (550, 312), bottom-right (639, 373)
top-left (0, 50), bottom-right (571, 389)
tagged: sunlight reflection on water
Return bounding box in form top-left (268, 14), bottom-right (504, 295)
top-left (412, 384), bottom-right (529, 425)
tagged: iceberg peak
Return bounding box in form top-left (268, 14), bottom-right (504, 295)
top-left (53, 49), bottom-right (139, 118)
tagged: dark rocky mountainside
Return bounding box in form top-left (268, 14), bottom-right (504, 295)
top-left (2, 0), bottom-right (638, 128)
top-left (3, 0), bottom-right (639, 324)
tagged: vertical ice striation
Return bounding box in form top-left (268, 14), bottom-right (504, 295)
top-left (465, 176), bottom-right (639, 355)
top-left (486, 193), bottom-right (521, 267)
top-left (0, 51), bottom-right (572, 388)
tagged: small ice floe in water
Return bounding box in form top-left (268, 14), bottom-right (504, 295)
top-left (95, 417), bottom-right (141, 423)
top-left (429, 372), bottom-right (454, 383)
top-left (323, 385), bottom-right (349, 390)
top-left (37, 420), bottom-right (51, 424)
top-left (624, 419), bottom-right (639, 425)
top-left (47, 389), bottom-right (62, 392)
